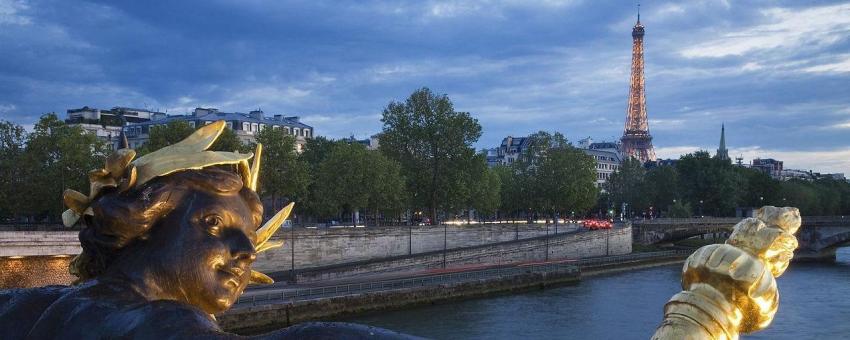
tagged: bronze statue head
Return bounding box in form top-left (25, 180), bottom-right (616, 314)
top-left (78, 168), bottom-right (262, 314)
top-left (62, 121), bottom-right (289, 314)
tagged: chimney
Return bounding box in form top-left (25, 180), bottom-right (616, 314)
top-left (285, 116), bottom-right (300, 123)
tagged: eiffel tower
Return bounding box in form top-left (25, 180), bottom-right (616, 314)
top-left (620, 9), bottom-right (656, 163)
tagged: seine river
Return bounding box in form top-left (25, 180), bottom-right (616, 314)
top-left (347, 248), bottom-right (850, 339)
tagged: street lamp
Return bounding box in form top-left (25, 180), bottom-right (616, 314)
top-left (699, 200), bottom-right (704, 217)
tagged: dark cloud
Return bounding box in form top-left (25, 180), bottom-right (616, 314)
top-left (0, 0), bottom-right (848, 172)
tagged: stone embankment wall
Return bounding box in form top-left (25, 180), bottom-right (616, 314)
top-left (0, 231), bottom-right (80, 256)
top-left (220, 268), bottom-right (581, 335)
top-left (253, 223), bottom-right (582, 273)
top-left (291, 227), bottom-right (632, 283)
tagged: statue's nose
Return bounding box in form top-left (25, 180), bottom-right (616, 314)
top-left (223, 228), bottom-right (256, 265)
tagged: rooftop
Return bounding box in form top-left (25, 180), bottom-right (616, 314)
top-left (126, 108), bottom-right (312, 129)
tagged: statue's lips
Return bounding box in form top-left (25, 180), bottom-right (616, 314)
top-left (219, 267), bottom-right (245, 289)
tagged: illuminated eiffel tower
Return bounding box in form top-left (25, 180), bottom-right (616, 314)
top-left (620, 8), bottom-right (656, 163)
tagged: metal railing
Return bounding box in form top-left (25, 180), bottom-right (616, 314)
top-left (235, 250), bottom-right (691, 308)
top-left (632, 218), bottom-right (740, 225)
top-left (632, 216), bottom-right (849, 226)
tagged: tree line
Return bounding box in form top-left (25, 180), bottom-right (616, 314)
top-left (0, 88), bottom-right (601, 226)
top-left (604, 151), bottom-right (850, 217)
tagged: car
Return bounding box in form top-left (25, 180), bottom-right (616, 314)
top-left (582, 219), bottom-right (613, 230)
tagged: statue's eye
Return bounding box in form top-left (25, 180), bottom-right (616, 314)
top-left (203, 215), bottom-right (223, 235)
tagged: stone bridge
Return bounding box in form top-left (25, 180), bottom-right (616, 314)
top-left (632, 216), bottom-right (850, 261)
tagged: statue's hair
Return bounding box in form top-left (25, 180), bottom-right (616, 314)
top-left (73, 167), bottom-right (262, 282)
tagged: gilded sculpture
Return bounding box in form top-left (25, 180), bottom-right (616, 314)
top-left (0, 121), bottom-right (413, 339)
top-left (652, 206), bottom-right (801, 340)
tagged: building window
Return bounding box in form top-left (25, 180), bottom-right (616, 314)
top-left (242, 122), bottom-right (249, 131)
top-left (226, 122), bottom-right (233, 130)
top-left (273, 125), bottom-right (279, 130)
top-left (294, 128), bottom-right (300, 136)
top-left (285, 127), bottom-right (291, 135)
top-left (189, 121), bottom-right (196, 128)
top-left (251, 123), bottom-right (259, 132)
top-left (260, 124), bottom-right (266, 131)
top-left (304, 129), bottom-right (311, 138)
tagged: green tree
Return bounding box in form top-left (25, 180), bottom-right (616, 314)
top-left (300, 136), bottom-right (338, 173)
top-left (668, 200), bottom-right (693, 218)
top-left (606, 157), bottom-right (647, 217)
top-left (20, 114), bottom-right (107, 221)
top-left (534, 143), bottom-right (597, 220)
top-left (380, 87), bottom-right (482, 224)
top-left (316, 143), bottom-right (370, 225)
top-left (780, 180), bottom-right (821, 216)
top-left (492, 165), bottom-right (521, 219)
top-left (312, 143), bottom-right (406, 226)
top-left (736, 167), bottom-right (780, 208)
top-left (470, 165), bottom-right (502, 221)
top-left (506, 131), bottom-right (596, 222)
top-left (362, 150), bottom-right (408, 226)
top-left (458, 153), bottom-right (502, 222)
top-left (676, 151), bottom-right (744, 216)
top-left (644, 165), bottom-right (680, 215)
top-left (827, 179), bottom-right (850, 215)
top-left (0, 121), bottom-right (28, 219)
top-left (253, 127), bottom-right (310, 213)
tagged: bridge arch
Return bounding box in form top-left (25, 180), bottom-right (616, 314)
top-left (797, 228), bottom-right (850, 261)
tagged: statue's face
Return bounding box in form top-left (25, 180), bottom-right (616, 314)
top-left (144, 187), bottom-right (259, 315)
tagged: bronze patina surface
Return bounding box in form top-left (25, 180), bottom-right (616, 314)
top-left (652, 206), bottom-right (801, 340)
top-left (0, 121), bottom-right (416, 339)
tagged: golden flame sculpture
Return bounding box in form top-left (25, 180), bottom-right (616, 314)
top-left (62, 120), bottom-right (290, 285)
top-left (652, 206), bottom-right (801, 340)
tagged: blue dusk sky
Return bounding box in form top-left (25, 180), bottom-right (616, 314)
top-left (0, 0), bottom-right (848, 173)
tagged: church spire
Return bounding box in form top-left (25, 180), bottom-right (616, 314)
top-left (717, 123), bottom-right (729, 161)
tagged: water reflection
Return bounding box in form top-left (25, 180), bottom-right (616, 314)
top-left (346, 248), bottom-right (850, 339)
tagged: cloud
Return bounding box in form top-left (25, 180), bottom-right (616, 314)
top-left (680, 3), bottom-right (850, 59)
top-left (831, 121), bottom-right (850, 129)
top-left (803, 54), bottom-right (850, 74)
top-left (655, 145), bottom-right (704, 160)
top-left (0, 0), bottom-right (30, 25)
top-left (423, 0), bottom-right (580, 18)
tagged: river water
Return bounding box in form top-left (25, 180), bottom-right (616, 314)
top-left (346, 248), bottom-right (850, 339)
